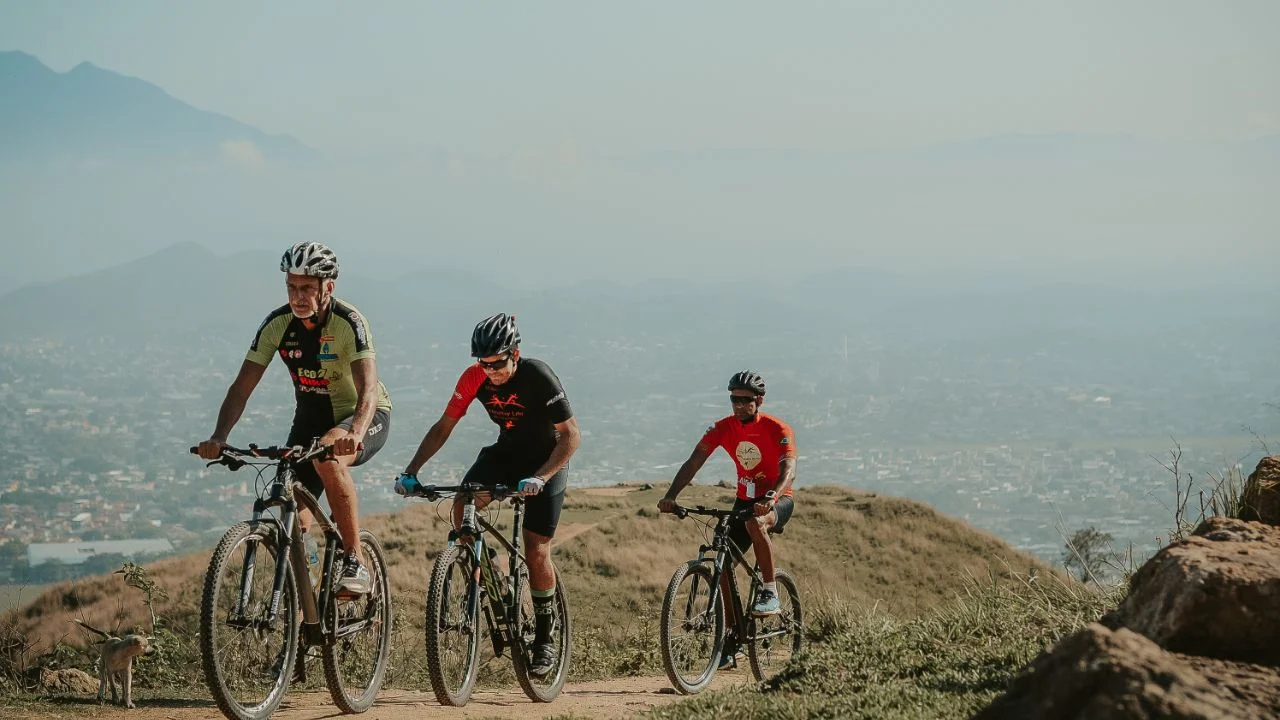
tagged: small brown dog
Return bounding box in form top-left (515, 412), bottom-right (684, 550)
top-left (74, 620), bottom-right (157, 708)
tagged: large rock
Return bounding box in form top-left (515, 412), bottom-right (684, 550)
top-left (38, 667), bottom-right (98, 695)
top-left (1240, 456), bottom-right (1280, 525)
top-left (971, 624), bottom-right (1276, 720)
top-left (1103, 517), bottom-right (1280, 664)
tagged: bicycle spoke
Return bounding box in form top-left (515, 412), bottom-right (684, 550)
top-left (322, 530), bottom-right (393, 713)
top-left (660, 563), bottom-right (722, 694)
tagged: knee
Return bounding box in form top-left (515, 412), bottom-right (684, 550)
top-left (747, 517), bottom-right (769, 539)
top-left (525, 534), bottom-right (551, 558)
top-left (313, 459), bottom-right (349, 485)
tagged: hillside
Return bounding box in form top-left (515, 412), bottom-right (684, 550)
top-left (4, 482), bottom-right (1052, 691)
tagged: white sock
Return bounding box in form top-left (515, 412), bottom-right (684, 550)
top-left (762, 582), bottom-right (777, 594)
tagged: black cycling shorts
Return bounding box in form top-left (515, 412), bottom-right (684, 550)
top-left (462, 445), bottom-right (567, 538)
top-left (287, 408), bottom-right (391, 500)
top-left (728, 495), bottom-right (794, 554)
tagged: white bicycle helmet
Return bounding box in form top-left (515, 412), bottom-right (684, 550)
top-left (280, 242), bottom-right (339, 279)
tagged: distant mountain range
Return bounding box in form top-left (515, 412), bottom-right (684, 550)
top-left (1, 50), bottom-right (1276, 309)
top-left (0, 50), bottom-right (318, 163)
top-left (3, 241), bottom-right (1275, 349)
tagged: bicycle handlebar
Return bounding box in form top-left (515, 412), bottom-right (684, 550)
top-left (669, 504), bottom-right (756, 521)
top-left (188, 441), bottom-right (334, 471)
top-left (401, 481), bottom-right (518, 502)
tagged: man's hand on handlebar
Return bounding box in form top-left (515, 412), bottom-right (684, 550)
top-left (657, 496), bottom-right (679, 514)
top-left (197, 438), bottom-right (228, 461)
top-left (332, 431), bottom-right (361, 458)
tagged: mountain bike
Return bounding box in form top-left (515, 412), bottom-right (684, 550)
top-left (191, 441), bottom-right (393, 720)
top-left (401, 481), bottom-right (571, 706)
top-left (659, 503), bottom-right (803, 694)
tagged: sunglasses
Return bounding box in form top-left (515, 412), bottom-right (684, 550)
top-left (729, 395), bottom-right (760, 405)
top-left (477, 355), bottom-right (512, 370)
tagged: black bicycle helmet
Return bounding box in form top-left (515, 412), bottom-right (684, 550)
top-left (727, 370), bottom-right (766, 396)
top-left (471, 313), bottom-right (521, 357)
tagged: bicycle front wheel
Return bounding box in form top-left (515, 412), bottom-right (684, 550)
top-left (424, 543), bottom-right (481, 707)
top-left (746, 569), bottom-right (802, 684)
top-left (511, 561), bottom-right (571, 703)
top-left (200, 521), bottom-right (299, 720)
top-left (659, 561), bottom-right (724, 695)
top-left (322, 530), bottom-right (393, 713)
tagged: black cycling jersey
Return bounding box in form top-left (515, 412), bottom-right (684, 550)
top-left (444, 357), bottom-right (573, 464)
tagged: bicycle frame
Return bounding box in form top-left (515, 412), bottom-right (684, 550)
top-left (679, 506), bottom-right (789, 647)
top-left (216, 444), bottom-right (344, 647)
top-left (696, 514), bottom-right (754, 641)
top-left (441, 485), bottom-right (528, 657)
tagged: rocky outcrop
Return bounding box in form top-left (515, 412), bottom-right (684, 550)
top-left (1102, 517), bottom-right (1280, 664)
top-left (971, 625), bottom-right (1278, 720)
top-left (1240, 455), bottom-right (1280, 525)
top-left (974, 459), bottom-right (1280, 720)
top-left (37, 667), bottom-right (98, 695)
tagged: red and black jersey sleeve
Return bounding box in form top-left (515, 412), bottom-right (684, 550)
top-left (444, 365), bottom-right (486, 419)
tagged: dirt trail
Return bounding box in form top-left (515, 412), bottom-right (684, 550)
top-left (551, 521), bottom-right (599, 547)
top-left (13, 675), bottom-right (741, 720)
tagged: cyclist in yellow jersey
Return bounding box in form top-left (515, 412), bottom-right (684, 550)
top-left (196, 242), bottom-right (392, 594)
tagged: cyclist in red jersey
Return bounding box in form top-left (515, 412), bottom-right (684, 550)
top-left (658, 371), bottom-right (796, 668)
top-left (398, 314), bottom-right (581, 678)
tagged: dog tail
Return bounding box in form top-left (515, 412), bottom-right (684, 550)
top-left (71, 618), bottom-right (112, 640)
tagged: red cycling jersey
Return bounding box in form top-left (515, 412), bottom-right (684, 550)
top-left (697, 413), bottom-right (796, 501)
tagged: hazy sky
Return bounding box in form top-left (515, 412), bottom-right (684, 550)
top-left (4, 1), bottom-right (1277, 155)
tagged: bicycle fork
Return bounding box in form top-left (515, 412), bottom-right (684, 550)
top-left (702, 549), bottom-right (745, 647)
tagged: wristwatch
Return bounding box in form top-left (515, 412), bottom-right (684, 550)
top-left (764, 490), bottom-right (777, 505)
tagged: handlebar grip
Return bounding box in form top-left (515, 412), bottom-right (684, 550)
top-left (189, 447), bottom-right (199, 454)
top-left (675, 507), bottom-right (688, 519)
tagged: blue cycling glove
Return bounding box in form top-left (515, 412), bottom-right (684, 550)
top-left (394, 472), bottom-right (423, 497)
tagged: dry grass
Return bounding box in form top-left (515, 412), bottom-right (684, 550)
top-left (2, 483), bottom-right (1055, 692)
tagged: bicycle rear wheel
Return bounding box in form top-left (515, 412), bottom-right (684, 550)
top-left (200, 521), bottom-right (299, 720)
top-left (659, 561), bottom-right (724, 695)
top-left (424, 544), bottom-right (481, 706)
top-left (511, 561), bottom-right (571, 702)
top-left (746, 569), bottom-right (802, 684)
top-left (322, 530), bottom-right (393, 713)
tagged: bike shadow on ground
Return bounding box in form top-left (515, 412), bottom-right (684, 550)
top-left (43, 694), bottom-right (219, 709)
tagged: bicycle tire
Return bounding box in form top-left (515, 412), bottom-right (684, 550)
top-left (746, 569), bottom-right (802, 684)
top-left (424, 543), bottom-right (481, 707)
top-left (200, 521), bottom-right (299, 720)
top-left (322, 530), bottom-right (393, 713)
top-left (510, 563), bottom-right (571, 703)
top-left (659, 561), bottom-right (724, 695)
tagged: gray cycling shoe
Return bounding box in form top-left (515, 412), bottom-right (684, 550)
top-left (339, 554), bottom-right (372, 595)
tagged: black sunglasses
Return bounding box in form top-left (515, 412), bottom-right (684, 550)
top-left (477, 354), bottom-right (512, 370)
top-left (729, 395), bottom-right (759, 405)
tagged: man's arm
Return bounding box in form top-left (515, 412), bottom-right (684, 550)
top-left (198, 360), bottom-right (266, 458)
top-left (755, 456), bottom-right (797, 515)
top-left (532, 416), bottom-right (582, 480)
top-left (773, 457), bottom-right (796, 498)
top-left (404, 412), bottom-right (461, 476)
top-left (347, 357), bottom-right (380, 439)
top-left (659, 445), bottom-right (713, 510)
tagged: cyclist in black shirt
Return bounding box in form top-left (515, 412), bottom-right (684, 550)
top-left (397, 313), bottom-right (581, 677)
